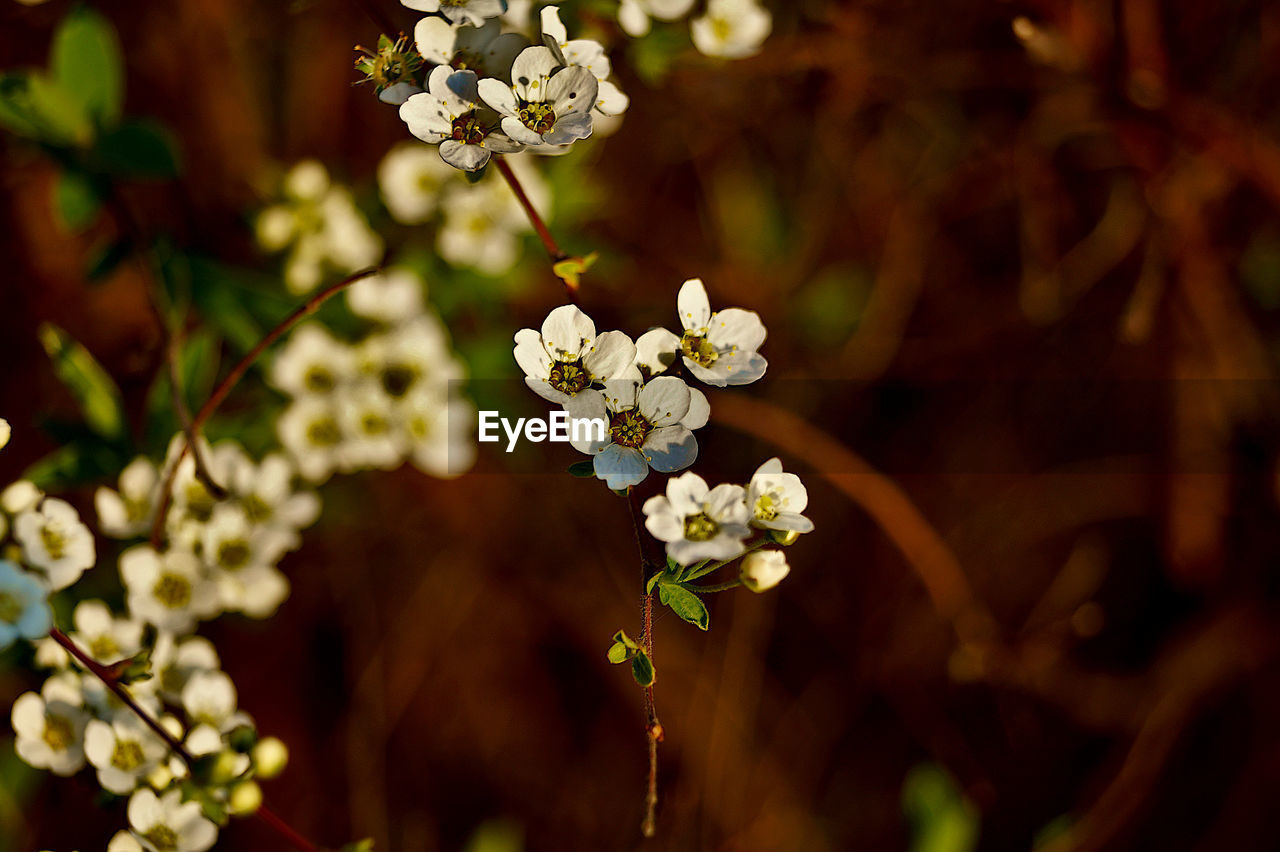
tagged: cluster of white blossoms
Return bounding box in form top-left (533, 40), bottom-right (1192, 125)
top-left (642, 459), bottom-right (812, 591)
top-left (255, 160), bottom-right (384, 295)
top-left (379, 143), bottom-right (551, 275)
top-left (618, 0), bottom-right (772, 59)
top-left (387, 4), bottom-right (629, 171)
top-left (273, 267), bottom-right (475, 482)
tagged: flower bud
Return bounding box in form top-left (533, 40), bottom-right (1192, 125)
top-left (740, 550), bottom-right (789, 592)
top-left (228, 780), bottom-right (264, 816)
top-left (253, 736), bottom-right (289, 780)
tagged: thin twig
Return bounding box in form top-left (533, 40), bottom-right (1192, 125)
top-left (625, 488), bottom-right (663, 837)
top-left (687, 579), bottom-right (742, 594)
top-left (149, 268), bottom-right (380, 547)
top-left (492, 156), bottom-right (580, 303)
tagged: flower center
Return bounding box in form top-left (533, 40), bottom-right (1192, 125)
top-left (39, 523), bottom-right (68, 560)
top-left (609, 410), bottom-right (652, 449)
top-left (518, 102), bottom-right (557, 135)
top-left (450, 113), bottom-right (487, 145)
top-left (217, 540), bottom-right (251, 571)
top-left (153, 573), bottom-right (193, 610)
top-left (711, 16), bottom-right (733, 41)
top-left (242, 494), bottom-right (274, 524)
top-left (680, 332), bottom-right (718, 368)
top-left (452, 49), bottom-right (484, 73)
top-left (303, 365), bottom-right (336, 394)
top-left (381, 364), bottom-right (419, 398)
top-left (548, 360), bottom-right (590, 395)
top-left (683, 512), bottom-right (720, 542)
top-left (754, 493), bottom-right (779, 522)
top-left (143, 825), bottom-right (179, 852)
top-left (183, 482), bottom-right (216, 523)
top-left (0, 591), bottom-right (23, 624)
top-left (89, 635), bottom-right (120, 661)
top-left (111, 739), bottom-right (145, 771)
top-left (124, 495), bottom-right (150, 524)
top-left (306, 417), bottom-right (342, 448)
top-left (42, 714), bottom-right (74, 751)
top-left (359, 411), bottom-right (390, 436)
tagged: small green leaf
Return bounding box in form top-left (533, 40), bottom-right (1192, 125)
top-left (465, 163), bottom-right (488, 183)
top-left (611, 629), bottom-right (640, 652)
top-left (552, 251), bottom-right (597, 291)
top-left (606, 642), bottom-right (629, 664)
top-left (0, 70), bottom-right (93, 146)
top-left (630, 648), bottom-right (655, 687)
top-left (645, 572), bottom-right (663, 594)
top-left (38, 323), bottom-right (126, 440)
top-left (567, 459), bottom-right (595, 477)
top-left (86, 237), bottom-right (132, 281)
top-left (902, 763), bottom-right (979, 852)
top-left (658, 583), bottom-right (710, 631)
top-left (92, 119), bottom-right (181, 178)
top-left (54, 170), bottom-right (102, 231)
top-left (52, 7), bottom-right (124, 127)
top-left (109, 647), bottom-right (154, 686)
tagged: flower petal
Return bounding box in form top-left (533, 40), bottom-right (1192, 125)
top-left (540, 305), bottom-right (596, 360)
top-left (637, 376), bottom-right (690, 427)
top-left (643, 425), bottom-right (697, 473)
top-left (583, 330), bottom-right (636, 381)
top-left (594, 444), bottom-right (648, 489)
top-left (707, 307), bottom-right (766, 351)
top-left (677, 278), bottom-right (712, 331)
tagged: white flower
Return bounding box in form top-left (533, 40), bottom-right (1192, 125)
top-left (108, 831), bottom-right (145, 852)
top-left (148, 633), bottom-right (220, 704)
top-left (514, 305), bottom-right (637, 404)
top-left (277, 396), bottom-right (345, 483)
top-left (675, 278), bottom-right (767, 386)
top-left (223, 452), bottom-right (321, 536)
top-left (402, 0), bottom-right (506, 27)
top-left (0, 418), bottom-right (9, 449)
top-left (14, 497), bottom-right (95, 590)
top-left (642, 471), bottom-right (750, 564)
top-left (414, 16), bottom-right (527, 79)
top-left (378, 142), bottom-right (458, 224)
top-left (740, 549), bottom-right (789, 592)
top-left (565, 376), bottom-right (700, 489)
top-left (96, 457), bottom-right (161, 539)
top-left (633, 328), bottom-right (681, 380)
top-left (127, 788), bottom-right (218, 852)
top-left (0, 560), bottom-right (51, 649)
top-left (540, 6), bottom-right (630, 116)
top-left (120, 546), bottom-right (220, 635)
top-left (69, 599), bottom-right (143, 665)
top-left (436, 182), bottom-right (522, 273)
top-left (691, 0), bottom-right (772, 59)
top-left (478, 46), bottom-right (598, 147)
top-left (11, 676), bottom-right (88, 776)
top-left (355, 314), bottom-right (463, 400)
top-left (335, 384), bottom-right (409, 471)
top-left (84, 716), bottom-right (167, 794)
top-left (747, 457), bottom-right (814, 533)
top-left (270, 323), bottom-right (355, 398)
top-left (201, 504), bottom-right (293, 618)
top-left (617, 0), bottom-right (695, 37)
top-left (401, 387), bottom-right (476, 478)
top-left (1, 479), bottom-right (43, 514)
top-left (181, 671), bottom-right (243, 732)
top-left (400, 66), bottom-right (525, 172)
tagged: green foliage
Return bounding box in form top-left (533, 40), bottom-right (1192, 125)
top-left (92, 119), bottom-right (182, 179)
top-left (656, 581), bottom-right (709, 630)
top-left (86, 237), bottom-right (132, 281)
top-left (54, 169), bottom-right (102, 231)
top-left (567, 460), bottom-right (595, 477)
top-left (629, 25), bottom-right (687, 86)
top-left (38, 322), bottom-right (126, 441)
top-left (0, 71), bottom-right (94, 147)
top-left (51, 6), bottom-right (124, 128)
top-left (902, 763), bottom-right (979, 852)
top-left (144, 329), bottom-right (221, 446)
top-left (552, 252), bottom-right (597, 291)
top-left (462, 819), bottom-right (523, 852)
top-left (607, 629), bottom-right (656, 687)
top-left (792, 264), bottom-right (873, 349)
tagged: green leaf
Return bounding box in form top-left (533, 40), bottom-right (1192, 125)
top-left (630, 648), bottom-right (655, 687)
top-left (606, 641), bottom-right (630, 664)
top-left (611, 629), bottom-right (640, 652)
top-left (657, 583), bottom-right (709, 631)
top-left (38, 323), bottom-right (126, 440)
top-left (54, 170), bottom-right (102, 231)
top-left (552, 251), bottom-right (597, 291)
top-left (92, 119), bottom-right (181, 178)
top-left (902, 764), bottom-right (979, 852)
top-left (86, 237), bottom-right (132, 281)
top-left (567, 459), bottom-right (595, 477)
top-left (52, 7), bottom-right (124, 127)
top-left (0, 70), bottom-right (93, 146)
top-left (339, 840), bottom-right (375, 852)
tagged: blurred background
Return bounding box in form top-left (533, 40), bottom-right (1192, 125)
top-left (4, 0), bottom-right (1280, 849)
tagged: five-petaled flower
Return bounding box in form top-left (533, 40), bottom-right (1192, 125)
top-left (401, 66), bottom-right (525, 172)
top-left (676, 278), bottom-right (768, 386)
top-left (642, 471), bottom-right (751, 564)
top-left (478, 45), bottom-right (598, 146)
top-left (514, 305), bottom-right (637, 404)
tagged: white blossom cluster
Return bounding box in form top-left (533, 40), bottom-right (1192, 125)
top-left (255, 160), bottom-right (384, 295)
top-left (273, 267), bottom-right (476, 482)
top-left (619, 0), bottom-right (773, 59)
top-left (389, 4), bottom-right (629, 170)
top-left (379, 144), bottom-right (551, 275)
top-left (514, 278), bottom-right (809, 591)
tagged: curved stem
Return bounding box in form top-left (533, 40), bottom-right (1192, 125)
top-left (150, 268), bottom-right (379, 548)
top-left (492, 156), bottom-right (579, 303)
top-left (687, 578), bottom-right (742, 594)
top-left (682, 539), bottom-right (768, 582)
top-left (48, 628), bottom-right (325, 851)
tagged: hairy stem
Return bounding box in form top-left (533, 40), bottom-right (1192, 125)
top-left (492, 156), bottom-right (579, 302)
top-left (48, 629), bottom-right (324, 851)
top-left (625, 489), bottom-right (663, 837)
top-left (149, 268), bottom-right (380, 548)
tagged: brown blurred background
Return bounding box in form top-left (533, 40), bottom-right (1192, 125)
top-left (5, 0), bottom-right (1280, 850)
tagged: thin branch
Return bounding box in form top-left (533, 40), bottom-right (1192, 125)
top-left (687, 579), bottom-right (742, 594)
top-left (150, 268), bottom-right (380, 548)
top-left (492, 156), bottom-right (580, 303)
top-left (49, 628), bottom-right (325, 852)
top-left (625, 488), bottom-right (663, 837)
top-left (682, 539), bottom-right (768, 582)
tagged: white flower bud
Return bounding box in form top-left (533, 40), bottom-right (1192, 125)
top-left (740, 550), bottom-right (789, 593)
